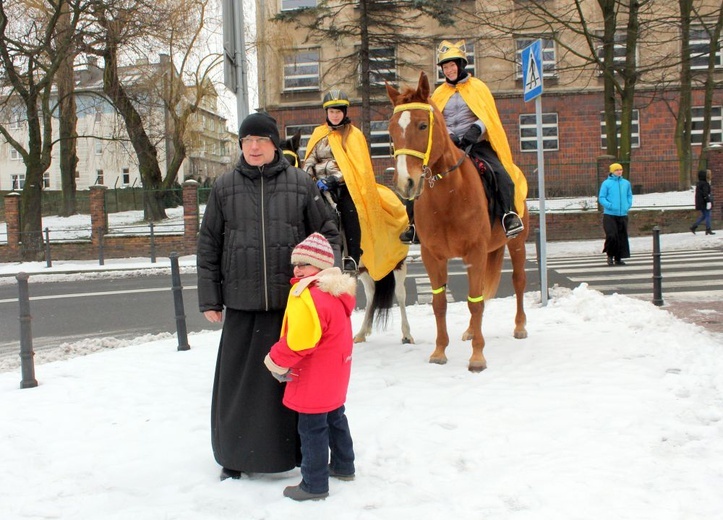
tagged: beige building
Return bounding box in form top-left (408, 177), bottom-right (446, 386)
top-left (1, 55), bottom-right (234, 192)
top-left (255, 0), bottom-right (723, 195)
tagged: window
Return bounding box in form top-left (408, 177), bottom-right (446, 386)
top-left (519, 113), bottom-right (559, 152)
top-left (283, 49), bottom-right (320, 92)
top-left (690, 26), bottom-right (723, 70)
top-left (10, 112), bottom-right (22, 129)
top-left (11, 174), bottom-right (25, 190)
top-left (281, 0), bottom-right (315, 10)
top-left (10, 147), bottom-right (21, 160)
top-left (95, 140), bottom-right (103, 155)
top-left (369, 121), bottom-right (392, 158)
top-left (96, 169), bottom-right (104, 184)
top-left (43, 172), bottom-right (50, 189)
top-left (94, 106), bottom-right (102, 123)
top-left (691, 106), bottom-right (723, 145)
top-left (284, 124), bottom-right (316, 160)
top-left (366, 47), bottom-right (397, 87)
top-left (515, 38), bottom-right (557, 79)
top-left (596, 32), bottom-right (636, 72)
top-left (122, 168), bottom-right (130, 185)
top-left (600, 110), bottom-right (640, 149)
top-left (435, 40), bottom-right (476, 82)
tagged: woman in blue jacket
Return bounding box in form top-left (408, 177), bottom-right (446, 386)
top-left (599, 163), bottom-right (633, 266)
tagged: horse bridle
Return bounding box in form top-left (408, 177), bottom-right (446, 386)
top-left (392, 102), bottom-right (467, 190)
top-left (282, 149), bottom-right (299, 168)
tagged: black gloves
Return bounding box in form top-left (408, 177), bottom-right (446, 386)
top-left (450, 133), bottom-right (462, 147)
top-left (459, 124), bottom-right (482, 149)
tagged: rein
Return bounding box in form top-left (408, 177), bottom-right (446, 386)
top-left (392, 101), bottom-right (467, 189)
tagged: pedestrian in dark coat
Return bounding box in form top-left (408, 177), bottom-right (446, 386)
top-left (196, 112), bottom-right (340, 480)
top-left (599, 162), bottom-right (633, 266)
top-left (690, 169), bottom-right (715, 235)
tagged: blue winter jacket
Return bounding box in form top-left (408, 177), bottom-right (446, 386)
top-left (599, 174), bottom-right (633, 217)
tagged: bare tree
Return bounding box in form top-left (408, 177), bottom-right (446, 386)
top-left (271, 0), bottom-right (457, 141)
top-left (56, 1), bottom-right (80, 216)
top-left (0, 0), bottom-right (82, 259)
top-left (81, 0), bottom-right (222, 220)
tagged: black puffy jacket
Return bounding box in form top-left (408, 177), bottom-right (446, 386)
top-left (197, 154), bottom-right (340, 312)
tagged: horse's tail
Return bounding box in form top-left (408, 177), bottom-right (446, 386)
top-left (370, 269), bottom-right (396, 328)
top-left (484, 247), bottom-right (505, 300)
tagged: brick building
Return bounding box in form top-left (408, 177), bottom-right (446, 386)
top-left (253, 0), bottom-right (723, 196)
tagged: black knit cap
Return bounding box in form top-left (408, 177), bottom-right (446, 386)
top-left (238, 112), bottom-right (280, 147)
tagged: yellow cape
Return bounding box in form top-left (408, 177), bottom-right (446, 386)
top-left (431, 78), bottom-right (528, 217)
top-left (305, 124), bottom-right (409, 281)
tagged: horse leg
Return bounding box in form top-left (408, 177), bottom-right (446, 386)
top-left (353, 271), bottom-right (374, 343)
top-left (507, 234), bottom-right (528, 339)
top-left (423, 253), bottom-right (450, 365)
top-left (463, 252), bottom-right (487, 372)
top-left (394, 263), bottom-right (414, 344)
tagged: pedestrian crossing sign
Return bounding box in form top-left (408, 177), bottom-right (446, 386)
top-left (522, 40), bottom-right (543, 102)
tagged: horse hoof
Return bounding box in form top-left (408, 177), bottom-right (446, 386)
top-left (468, 362), bottom-right (487, 373)
top-left (353, 336), bottom-right (367, 344)
top-left (429, 356), bottom-right (447, 365)
top-left (513, 329), bottom-right (528, 339)
top-left (402, 337), bottom-right (415, 344)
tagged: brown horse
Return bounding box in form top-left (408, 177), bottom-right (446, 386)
top-left (386, 72), bottom-right (529, 372)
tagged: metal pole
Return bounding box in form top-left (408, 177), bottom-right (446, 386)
top-left (98, 227), bottom-right (105, 266)
top-left (652, 226), bottom-right (664, 306)
top-left (44, 227), bottom-right (52, 268)
top-left (17, 272), bottom-right (38, 389)
top-left (149, 221), bottom-right (156, 264)
top-left (535, 95), bottom-right (548, 305)
top-left (233, 0), bottom-right (249, 122)
top-left (170, 253), bottom-right (190, 351)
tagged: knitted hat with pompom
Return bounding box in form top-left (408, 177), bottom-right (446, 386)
top-left (291, 233), bottom-right (334, 270)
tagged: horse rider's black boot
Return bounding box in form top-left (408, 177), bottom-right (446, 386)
top-left (502, 212), bottom-right (524, 238)
top-left (706, 228), bottom-right (716, 235)
top-left (342, 257), bottom-right (358, 274)
top-left (607, 256), bottom-right (614, 266)
top-left (690, 225), bottom-right (697, 234)
top-left (400, 224), bottom-right (418, 244)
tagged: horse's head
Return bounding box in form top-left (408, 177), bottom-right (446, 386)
top-left (280, 129), bottom-right (302, 167)
top-left (386, 72), bottom-right (450, 200)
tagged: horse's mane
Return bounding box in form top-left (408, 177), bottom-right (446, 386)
top-left (395, 85), bottom-right (428, 105)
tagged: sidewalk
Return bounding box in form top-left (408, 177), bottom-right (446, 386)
top-left (660, 298), bottom-right (723, 335)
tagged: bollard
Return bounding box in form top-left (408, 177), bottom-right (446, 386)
top-left (170, 252), bottom-right (190, 351)
top-left (652, 226), bottom-right (664, 306)
top-left (44, 227), bottom-right (52, 268)
top-left (98, 227), bottom-right (105, 266)
top-left (149, 222), bottom-right (156, 264)
top-left (16, 272), bottom-right (38, 389)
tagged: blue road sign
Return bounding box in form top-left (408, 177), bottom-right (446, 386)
top-left (522, 40), bottom-right (543, 102)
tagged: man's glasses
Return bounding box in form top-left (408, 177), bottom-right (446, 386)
top-left (291, 263), bottom-right (311, 268)
top-left (240, 136), bottom-right (272, 145)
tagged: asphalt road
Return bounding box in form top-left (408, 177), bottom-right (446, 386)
top-left (0, 256), bottom-right (554, 357)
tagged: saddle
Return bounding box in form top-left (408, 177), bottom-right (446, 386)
top-left (467, 145), bottom-right (500, 220)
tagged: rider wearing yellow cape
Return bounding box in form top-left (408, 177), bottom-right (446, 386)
top-left (304, 90), bottom-right (408, 281)
top-left (431, 40), bottom-right (527, 237)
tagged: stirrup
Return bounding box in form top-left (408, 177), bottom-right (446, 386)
top-left (502, 212), bottom-right (524, 238)
top-left (400, 224), bottom-right (418, 244)
top-left (342, 257), bottom-right (358, 274)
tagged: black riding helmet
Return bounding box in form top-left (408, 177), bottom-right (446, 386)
top-left (322, 90), bottom-right (351, 129)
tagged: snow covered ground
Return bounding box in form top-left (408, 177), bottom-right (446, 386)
top-left (1, 283), bottom-right (722, 519)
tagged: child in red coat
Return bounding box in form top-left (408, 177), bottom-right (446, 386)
top-left (264, 232), bottom-right (357, 501)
